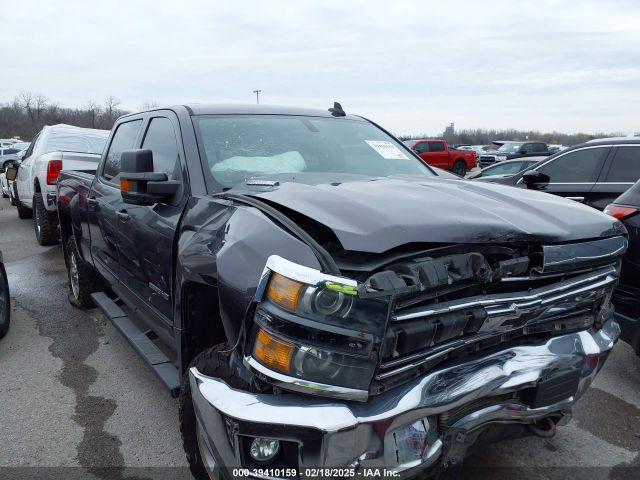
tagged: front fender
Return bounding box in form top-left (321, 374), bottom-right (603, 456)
top-left (176, 197), bottom-right (320, 348)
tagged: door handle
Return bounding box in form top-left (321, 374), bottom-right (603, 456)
top-left (566, 196), bottom-right (585, 203)
top-left (117, 210), bottom-right (130, 221)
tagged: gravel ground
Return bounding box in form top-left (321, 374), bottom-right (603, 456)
top-left (0, 195), bottom-right (638, 479)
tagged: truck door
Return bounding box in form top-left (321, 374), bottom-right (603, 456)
top-left (15, 133), bottom-right (40, 207)
top-left (88, 119), bottom-right (143, 286)
top-left (115, 114), bottom-right (188, 333)
top-left (427, 141), bottom-right (449, 169)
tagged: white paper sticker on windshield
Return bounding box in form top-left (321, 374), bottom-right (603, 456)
top-left (365, 140), bottom-right (409, 160)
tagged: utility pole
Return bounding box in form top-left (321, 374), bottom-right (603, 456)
top-left (253, 89), bottom-right (262, 104)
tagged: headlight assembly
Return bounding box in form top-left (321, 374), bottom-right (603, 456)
top-left (266, 272), bottom-right (355, 318)
top-left (248, 255), bottom-right (391, 400)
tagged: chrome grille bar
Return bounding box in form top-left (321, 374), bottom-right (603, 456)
top-left (392, 266), bottom-right (617, 322)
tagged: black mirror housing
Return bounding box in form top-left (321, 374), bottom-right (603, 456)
top-left (119, 149), bottom-right (179, 205)
top-left (522, 170), bottom-right (550, 188)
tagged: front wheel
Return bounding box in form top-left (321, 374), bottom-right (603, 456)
top-left (180, 344), bottom-right (255, 480)
top-left (452, 161), bottom-right (468, 177)
top-left (33, 193), bottom-right (58, 245)
top-left (0, 263), bottom-right (10, 339)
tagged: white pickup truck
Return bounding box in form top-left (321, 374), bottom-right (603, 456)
top-left (13, 124), bottom-right (109, 245)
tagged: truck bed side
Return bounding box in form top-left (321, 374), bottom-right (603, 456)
top-left (57, 170), bottom-right (96, 264)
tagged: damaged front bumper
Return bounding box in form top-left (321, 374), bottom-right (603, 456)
top-left (189, 319), bottom-right (620, 479)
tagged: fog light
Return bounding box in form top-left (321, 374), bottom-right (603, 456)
top-left (249, 438), bottom-right (280, 464)
top-left (394, 419), bottom-right (429, 465)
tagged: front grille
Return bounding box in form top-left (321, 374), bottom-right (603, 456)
top-left (374, 265), bottom-right (617, 389)
top-left (479, 155), bottom-right (497, 165)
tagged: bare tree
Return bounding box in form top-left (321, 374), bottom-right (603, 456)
top-left (104, 96), bottom-right (121, 124)
top-left (18, 91), bottom-right (35, 123)
top-left (86, 100), bottom-right (102, 128)
top-left (34, 94), bottom-right (48, 123)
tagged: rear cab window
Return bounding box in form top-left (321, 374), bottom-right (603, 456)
top-left (427, 141), bottom-right (445, 152)
top-left (603, 146), bottom-right (640, 183)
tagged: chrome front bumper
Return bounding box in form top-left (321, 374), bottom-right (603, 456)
top-left (189, 319), bottom-right (620, 478)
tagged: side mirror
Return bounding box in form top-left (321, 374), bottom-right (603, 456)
top-left (5, 165), bottom-right (18, 181)
top-left (520, 148), bottom-right (528, 155)
top-left (119, 149), bottom-right (180, 206)
top-left (522, 170), bottom-right (549, 189)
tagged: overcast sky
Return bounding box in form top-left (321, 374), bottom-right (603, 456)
top-left (1, 0), bottom-right (639, 135)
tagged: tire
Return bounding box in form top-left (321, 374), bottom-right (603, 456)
top-left (0, 263), bottom-right (9, 339)
top-left (452, 161), bottom-right (468, 177)
top-left (180, 344), bottom-right (254, 480)
top-left (66, 236), bottom-right (103, 309)
top-left (33, 193), bottom-right (58, 245)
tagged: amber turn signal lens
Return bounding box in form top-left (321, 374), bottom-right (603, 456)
top-left (253, 329), bottom-right (294, 374)
top-left (120, 179), bottom-right (133, 192)
top-left (266, 272), bottom-right (304, 311)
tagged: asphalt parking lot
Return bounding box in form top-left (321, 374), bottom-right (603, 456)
top-left (0, 195), bottom-right (638, 479)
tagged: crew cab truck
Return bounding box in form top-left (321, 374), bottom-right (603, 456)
top-left (12, 124), bottom-right (109, 245)
top-left (57, 104), bottom-right (626, 479)
top-left (404, 139), bottom-right (477, 176)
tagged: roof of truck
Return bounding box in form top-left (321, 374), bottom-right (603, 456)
top-left (116, 104), bottom-right (369, 122)
top-left (182, 103), bottom-right (364, 120)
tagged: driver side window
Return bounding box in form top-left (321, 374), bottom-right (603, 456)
top-left (415, 142), bottom-right (428, 154)
top-left (538, 147), bottom-right (607, 183)
top-left (102, 120), bottom-right (143, 182)
top-left (22, 134), bottom-right (39, 160)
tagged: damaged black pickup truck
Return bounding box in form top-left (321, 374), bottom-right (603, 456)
top-left (57, 104), bottom-right (627, 479)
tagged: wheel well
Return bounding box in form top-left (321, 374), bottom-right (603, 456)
top-left (58, 210), bottom-right (72, 266)
top-left (180, 282), bottom-right (227, 373)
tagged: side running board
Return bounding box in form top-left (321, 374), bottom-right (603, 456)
top-left (91, 292), bottom-right (180, 398)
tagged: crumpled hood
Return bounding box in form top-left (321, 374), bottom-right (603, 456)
top-left (243, 176), bottom-right (623, 253)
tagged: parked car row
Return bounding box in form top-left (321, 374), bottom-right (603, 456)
top-left (4, 124), bottom-right (110, 244)
top-left (477, 141), bottom-right (551, 167)
top-left (0, 141), bottom-right (30, 198)
top-left (1, 104), bottom-right (638, 478)
top-left (476, 138), bottom-right (640, 211)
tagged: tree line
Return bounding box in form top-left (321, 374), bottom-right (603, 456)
top-left (0, 92), bottom-right (628, 146)
top-left (400, 127), bottom-right (627, 147)
top-left (0, 92), bottom-right (157, 141)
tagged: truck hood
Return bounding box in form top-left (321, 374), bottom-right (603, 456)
top-left (238, 175), bottom-right (623, 253)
